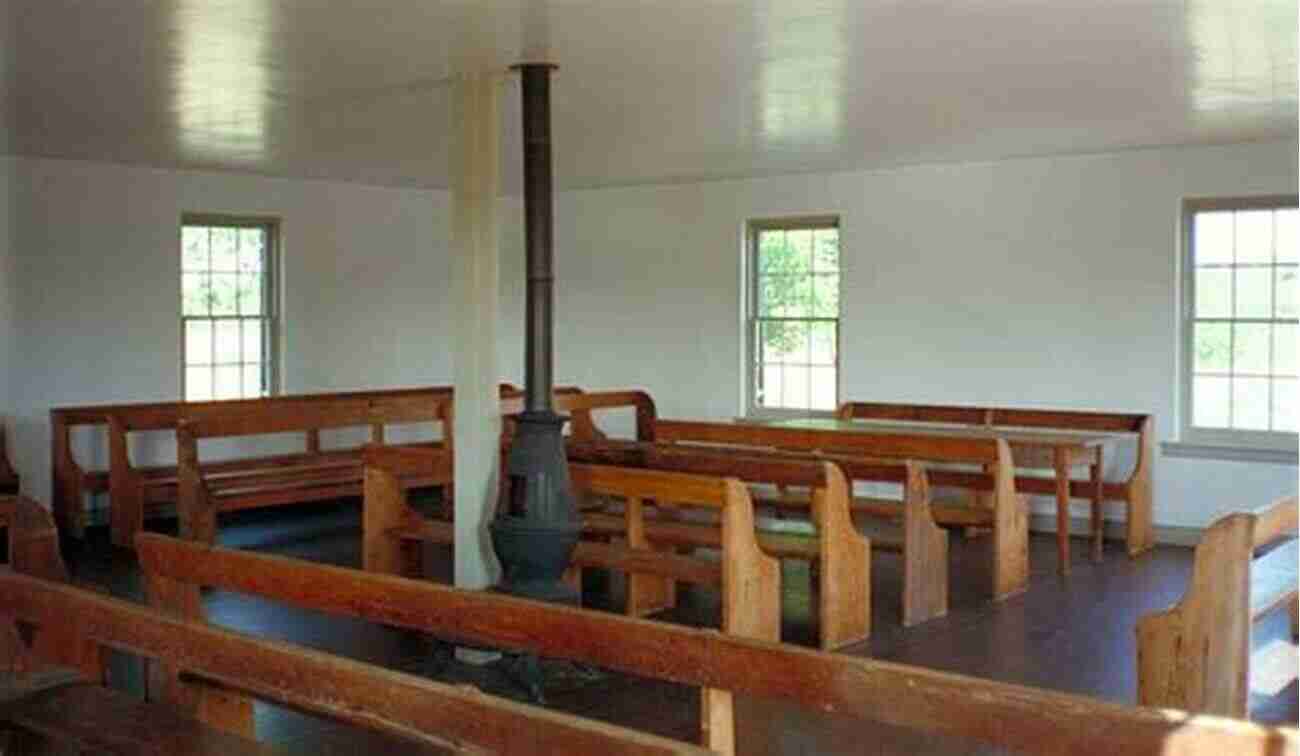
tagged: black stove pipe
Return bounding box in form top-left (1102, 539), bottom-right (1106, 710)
top-left (489, 62), bottom-right (579, 605)
top-left (519, 63), bottom-right (557, 415)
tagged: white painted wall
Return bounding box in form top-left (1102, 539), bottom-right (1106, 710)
top-left (549, 140), bottom-right (1300, 530)
top-left (9, 157), bottom-right (457, 503)
top-left (0, 157), bottom-right (16, 441)
top-left (5, 140), bottom-right (1297, 532)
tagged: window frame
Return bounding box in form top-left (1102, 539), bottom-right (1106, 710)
top-left (1178, 195), bottom-right (1298, 454)
top-left (744, 215), bottom-right (842, 418)
top-left (179, 213), bottom-right (281, 402)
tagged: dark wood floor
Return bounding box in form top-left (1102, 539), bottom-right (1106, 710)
top-left (61, 503), bottom-right (1298, 755)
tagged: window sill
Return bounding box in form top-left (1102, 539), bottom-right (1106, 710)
top-left (1161, 441), bottom-right (1298, 465)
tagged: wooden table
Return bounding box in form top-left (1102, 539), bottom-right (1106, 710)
top-left (746, 417), bottom-right (1126, 574)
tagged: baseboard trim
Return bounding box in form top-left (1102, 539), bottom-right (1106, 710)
top-left (1027, 514), bottom-right (1201, 547)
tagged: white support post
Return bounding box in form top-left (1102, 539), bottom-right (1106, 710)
top-left (450, 71), bottom-right (502, 624)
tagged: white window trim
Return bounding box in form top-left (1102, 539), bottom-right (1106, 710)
top-left (1174, 195), bottom-right (1299, 461)
top-left (744, 215), bottom-right (842, 419)
top-left (180, 214), bottom-right (282, 401)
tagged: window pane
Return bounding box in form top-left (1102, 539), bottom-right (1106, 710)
top-left (788, 230), bottom-right (814, 273)
top-left (182, 227), bottom-right (209, 271)
top-left (186, 367), bottom-right (213, 402)
top-left (1273, 379), bottom-right (1297, 431)
top-left (1194, 211), bottom-right (1234, 265)
top-left (238, 229), bottom-right (265, 271)
top-left (1277, 266), bottom-right (1298, 319)
top-left (214, 320), bottom-right (241, 364)
top-left (810, 367), bottom-right (836, 411)
top-left (1193, 375), bottom-right (1230, 427)
top-left (1233, 323), bottom-right (1271, 375)
top-left (758, 231), bottom-right (792, 274)
top-left (813, 229), bottom-right (839, 273)
top-left (210, 273), bottom-right (238, 316)
top-left (213, 365), bottom-right (242, 400)
top-left (1232, 377), bottom-right (1270, 430)
top-left (243, 364), bottom-right (264, 397)
top-left (1274, 323), bottom-right (1297, 377)
top-left (760, 276), bottom-right (811, 317)
top-left (210, 228), bottom-right (239, 271)
top-left (812, 274), bottom-right (839, 318)
top-left (1277, 209), bottom-right (1298, 263)
top-left (1195, 268), bottom-right (1232, 318)
top-left (237, 273), bottom-right (264, 316)
top-left (242, 320), bottom-right (264, 364)
top-left (1193, 322), bottom-right (1231, 373)
top-left (1235, 210), bottom-right (1273, 264)
top-left (783, 366), bottom-right (809, 409)
top-left (761, 320), bottom-right (803, 365)
top-left (182, 273), bottom-right (211, 316)
top-left (1234, 267), bottom-right (1272, 318)
top-left (810, 321), bottom-right (837, 365)
top-left (184, 320), bottom-right (212, 366)
top-left (760, 365), bottom-right (783, 409)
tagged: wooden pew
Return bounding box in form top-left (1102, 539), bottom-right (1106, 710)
top-left (1137, 495), bottom-right (1299, 718)
top-left (132, 531), bottom-right (1300, 756)
top-left (838, 401), bottom-right (1155, 558)
top-left (653, 419), bottom-right (1028, 601)
top-left (169, 395), bottom-right (463, 545)
top-left (0, 426), bottom-right (17, 496)
top-left (570, 440), bottom-right (946, 641)
top-left (364, 447), bottom-right (781, 646)
top-left (50, 385), bottom-right (470, 541)
top-left (0, 567), bottom-right (701, 753)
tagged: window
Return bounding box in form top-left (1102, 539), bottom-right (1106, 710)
top-left (1182, 197), bottom-right (1297, 451)
top-left (746, 217), bottom-right (840, 414)
top-left (181, 216), bottom-right (278, 401)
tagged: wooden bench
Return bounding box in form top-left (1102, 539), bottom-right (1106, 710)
top-left (170, 394), bottom-right (459, 545)
top-left (50, 385), bottom-right (471, 542)
top-left (363, 446), bottom-right (781, 647)
top-left (838, 402), bottom-right (1154, 560)
top-left (570, 439), bottom-right (947, 641)
top-left (0, 534), bottom-right (699, 754)
top-left (1137, 495), bottom-right (1299, 718)
top-left (129, 531), bottom-right (1300, 756)
top-left (652, 419), bottom-right (1029, 601)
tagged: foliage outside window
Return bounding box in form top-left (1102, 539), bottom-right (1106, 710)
top-left (1183, 198), bottom-right (1297, 450)
top-left (181, 217), bottom-right (278, 401)
top-left (748, 218), bottom-right (840, 413)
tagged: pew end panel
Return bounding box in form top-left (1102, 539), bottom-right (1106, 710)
top-left (1137, 496), bottom-right (1298, 718)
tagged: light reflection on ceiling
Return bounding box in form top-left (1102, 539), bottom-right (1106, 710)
top-left (3, 0), bottom-right (1296, 190)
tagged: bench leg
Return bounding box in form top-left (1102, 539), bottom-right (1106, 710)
top-left (109, 483), bottom-right (144, 550)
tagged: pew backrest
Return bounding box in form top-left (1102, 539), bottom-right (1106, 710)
top-left (131, 532), bottom-right (1300, 756)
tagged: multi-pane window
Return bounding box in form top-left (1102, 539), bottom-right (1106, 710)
top-left (181, 217), bottom-right (278, 401)
top-left (1183, 198), bottom-right (1297, 449)
top-left (747, 218), bottom-right (840, 413)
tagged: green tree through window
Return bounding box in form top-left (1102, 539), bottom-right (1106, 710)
top-left (749, 219), bottom-right (840, 412)
top-left (181, 217), bottom-right (278, 401)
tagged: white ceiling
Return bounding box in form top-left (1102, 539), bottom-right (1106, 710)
top-left (2, 0), bottom-right (1296, 190)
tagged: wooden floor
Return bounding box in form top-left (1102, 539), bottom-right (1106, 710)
top-left (61, 502), bottom-right (1298, 755)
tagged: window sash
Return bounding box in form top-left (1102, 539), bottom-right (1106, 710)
top-left (180, 217), bottom-right (279, 401)
top-left (1181, 197), bottom-right (1298, 451)
top-left (746, 219), bottom-right (840, 415)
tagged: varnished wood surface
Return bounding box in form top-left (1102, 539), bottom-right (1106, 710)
top-left (748, 416), bottom-right (1121, 451)
top-left (1137, 497), bottom-right (1299, 718)
top-left (0, 570), bottom-right (707, 756)
top-left (128, 532), bottom-right (1300, 755)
